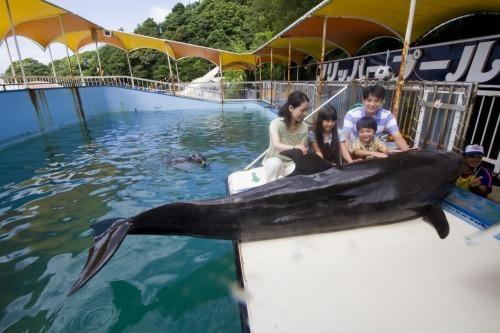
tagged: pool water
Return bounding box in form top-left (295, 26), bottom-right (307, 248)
top-left (0, 106), bottom-right (273, 332)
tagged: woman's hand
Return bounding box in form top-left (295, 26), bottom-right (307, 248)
top-left (372, 152), bottom-right (388, 158)
top-left (294, 144), bottom-right (308, 155)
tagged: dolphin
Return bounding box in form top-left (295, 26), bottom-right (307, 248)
top-left (69, 150), bottom-right (462, 294)
top-left (167, 153), bottom-right (207, 167)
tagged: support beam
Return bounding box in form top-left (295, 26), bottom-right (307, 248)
top-left (5, 0), bottom-right (26, 84)
top-left (47, 45), bottom-right (57, 77)
top-left (259, 56), bottom-right (263, 101)
top-left (91, 29), bottom-right (103, 76)
top-left (58, 15), bottom-right (73, 77)
top-left (270, 47), bottom-right (273, 106)
top-left (3, 38), bottom-right (17, 79)
top-left (95, 41), bottom-right (102, 76)
top-left (317, 16), bottom-right (328, 109)
top-left (392, 0), bottom-right (416, 119)
top-left (74, 50), bottom-right (84, 85)
top-left (219, 54), bottom-right (224, 103)
top-left (175, 61), bottom-right (180, 83)
top-left (126, 52), bottom-right (134, 87)
top-left (287, 40), bottom-right (292, 82)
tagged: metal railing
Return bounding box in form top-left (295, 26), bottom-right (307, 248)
top-left (1, 74), bottom-right (496, 170)
top-left (467, 89), bottom-right (499, 171)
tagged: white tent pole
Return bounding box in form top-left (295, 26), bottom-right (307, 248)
top-left (126, 52), bottom-right (134, 87)
top-left (219, 54), bottom-right (224, 103)
top-left (74, 50), bottom-right (84, 85)
top-left (5, 0), bottom-right (26, 84)
top-left (166, 48), bottom-right (173, 78)
top-left (58, 15), bottom-right (73, 77)
top-left (47, 45), bottom-right (57, 77)
top-left (95, 41), bottom-right (102, 76)
top-left (392, 0), bottom-right (416, 119)
top-left (270, 47), bottom-right (273, 106)
top-left (3, 38), bottom-right (17, 79)
top-left (175, 61), bottom-right (180, 82)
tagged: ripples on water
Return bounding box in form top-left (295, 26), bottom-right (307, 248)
top-left (0, 107), bottom-right (273, 332)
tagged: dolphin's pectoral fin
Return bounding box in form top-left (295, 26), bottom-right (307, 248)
top-left (280, 149), bottom-right (333, 176)
top-left (422, 203), bottom-right (450, 239)
top-left (69, 218), bottom-right (130, 294)
top-left (91, 218), bottom-right (124, 237)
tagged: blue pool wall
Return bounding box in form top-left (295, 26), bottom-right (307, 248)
top-left (0, 86), bottom-right (272, 147)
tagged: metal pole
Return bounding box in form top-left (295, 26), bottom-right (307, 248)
top-left (259, 56), bottom-right (263, 101)
top-left (297, 64), bottom-right (299, 82)
top-left (126, 52), bottom-right (134, 87)
top-left (59, 15), bottom-right (73, 77)
top-left (3, 39), bottom-right (17, 79)
top-left (95, 40), bottom-right (102, 76)
top-left (317, 16), bottom-right (328, 109)
top-left (74, 50), bottom-right (84, 85)
top-left (287, 40), bottom-right (292, 82)
top-left (175, 61), bottom-right (180, 82)
top-left (166, 49), bottom-right (173, 78)
top-left (47, 45), bottom-right (57, 77)
top-left (219, 54), bottom-right (224, 103)
top-left (392, 0), bottom-right (416, 119)
top-left (5, 0), bottom-right (26, 84)
top-left (270, 48), bottom-right (273, 106)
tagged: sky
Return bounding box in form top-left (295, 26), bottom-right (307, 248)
top-left (0, 0), bottom-right (192, 73)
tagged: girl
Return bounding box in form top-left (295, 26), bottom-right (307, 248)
top-left (310, 105), bottom-right (353, 165)
top-left (262, 91), bottom-right (310, 182)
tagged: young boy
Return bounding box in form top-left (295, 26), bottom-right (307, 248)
top-left (343, 85), bottom-right (408, 151)
top-left (350, 116), bottom-right (389, 159)
top-left (455, 144), bottom-right (493, 198)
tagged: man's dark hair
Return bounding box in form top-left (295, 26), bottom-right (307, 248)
top-left (362, 85), bottom-right (385, 100)
top-left (356, 116), bottom-right (377, 132)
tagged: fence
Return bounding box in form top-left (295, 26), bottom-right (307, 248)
top-left (1, 74), bottom-right (497, 171)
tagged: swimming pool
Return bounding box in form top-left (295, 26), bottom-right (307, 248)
top-left (0, 106), bottom-right (273, 332)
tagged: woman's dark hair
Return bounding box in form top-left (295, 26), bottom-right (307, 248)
top-left (278, 91), bottom-right (310, 128)
top-left (314, 104), bottom-right (341, 165)
top-left (356, 116), bottom-right (378, 132)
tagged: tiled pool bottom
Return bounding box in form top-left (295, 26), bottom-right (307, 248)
top-left (0, 108), bottom-right (273, 332)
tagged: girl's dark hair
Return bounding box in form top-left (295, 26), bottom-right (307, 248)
top-left (356, 116), bottom-right (377, 132)
top-left (278, 91), bottom-right (310, 128)
top-left (314, 104), bottom-right (341, 165)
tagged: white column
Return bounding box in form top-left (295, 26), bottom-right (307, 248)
top-left (47, 45), bottom-right (57, 77)
top-left (3, 38), bottom-right (17, 79)
top-left (59, 15), bottom-right (73, 77)
top-left (126, 52), bottom-right (134, 87)
top-left (74, 50), bottom-right (84, 84)
top-left (5, 0), bottom-right (26, 83)
top-left (392, 0), bottom-right (417, 118)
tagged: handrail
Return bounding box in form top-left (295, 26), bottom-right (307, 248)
top-left (243, 84), bottom-right (349, 171)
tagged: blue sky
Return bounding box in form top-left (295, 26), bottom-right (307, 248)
top-left (1, 0), bottom-right (191, 73)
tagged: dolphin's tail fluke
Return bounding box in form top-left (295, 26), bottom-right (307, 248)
top-left (69, 218), bottom-right (130, 294)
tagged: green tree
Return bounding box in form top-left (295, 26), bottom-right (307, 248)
top-left (4, 58), bottom-right (50, 76)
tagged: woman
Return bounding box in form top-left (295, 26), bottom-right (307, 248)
top-left (310, 104), bottom-right (353, 165)
top-left (262, 91), bottom-right (310, 182)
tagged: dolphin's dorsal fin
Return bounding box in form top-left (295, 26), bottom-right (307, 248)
top-left (422, 203), bottom-right (450, 239)
top-left (280, 149), bottom-right (334, 176)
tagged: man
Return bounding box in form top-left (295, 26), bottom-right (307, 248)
top-left (343, 85), bottom-right (409, 151)
top-left (455, 144), bottom-right (493, 198)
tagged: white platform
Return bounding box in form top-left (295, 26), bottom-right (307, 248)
top-left (237, 213), bottom-right (500, 332)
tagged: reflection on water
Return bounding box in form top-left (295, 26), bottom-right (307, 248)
top-left (0, 107), bottom-right (273, 332)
